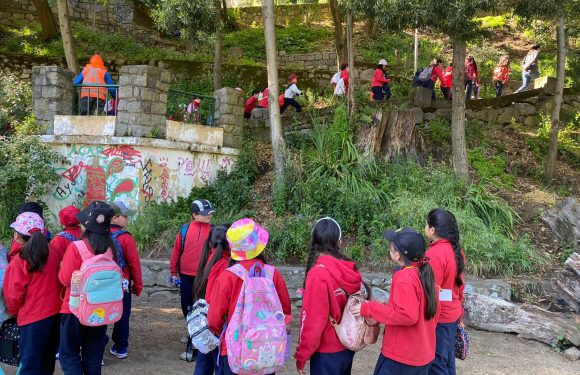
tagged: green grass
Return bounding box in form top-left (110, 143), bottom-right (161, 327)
top-left (475, 15), bottom-right (508, 30)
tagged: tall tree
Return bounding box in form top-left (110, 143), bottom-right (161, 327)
top-left (262, 0), bottom-right (286, 183)
top-left (56, 0), bottom-right (79, 74)
top-left (213, 0), bottom-right (224, 90)
top-left (32, 0), bottom-right (58, 40)
top-left (329, 0), bottom-right (347, 67)
top-left (374, 0), bottom-right (494, 179)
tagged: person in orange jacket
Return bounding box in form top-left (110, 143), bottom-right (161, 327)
top-left (492, 56), bottom-right (510, 97)
top-left (73, 54), bottom-right (116, 115)
top-left (51, 205), bottom-right (82, 262)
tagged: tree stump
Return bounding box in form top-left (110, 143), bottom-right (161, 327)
top-left (356, 110), bottom-right (389, 155)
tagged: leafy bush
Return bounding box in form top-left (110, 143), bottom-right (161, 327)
top-left (0, 72), bottom-right (33, 135)
top-left (467, 147), bottom-right (514, 187)
top-left (269, 215), bottom-right (312, 262)
top-left (528, 113), bottom-right (580, 167)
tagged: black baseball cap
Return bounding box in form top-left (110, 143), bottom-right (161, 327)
top-left (77, 201), bottom-right (115, 235)
top-left (384, 227), bottom-right (426, 262)
top-left (190, 199), bottom-right (215, 216)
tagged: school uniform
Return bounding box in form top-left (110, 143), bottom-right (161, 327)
top-left (58, 240), bottom-right (110, 375)
top-left (281, 83), bottom-right (302, 114)
top-left (371, 68), bottom-right (390, 100)
top-left (361, 265), bottom-right (439, 375)
top-left (170, 221), bottom-right (212, 318)
top-left (7, 227), bottom-right (52, 262)
top-left (207, 259), bottom-right (292, 375)
top-left (258, 88), bottom-right (269, 108)
top-left (493, 65), bottom-right (510, 97)
top-left (110, 224), bottom-right (143, 353)
top-left (441, 67), bottom-right (453, 100)
top-left (425, 239), bottom-right (465, 375)
top-left (51, 226), bottom-right (83, 262)
top-left (3, 248), bottom-right (62, 374)
top-left (244, 96), bottom-right (259, 118)
top-left (295, 255), bottom-right (363, 375)
top-left (426, 66), bottom-right (445, 100)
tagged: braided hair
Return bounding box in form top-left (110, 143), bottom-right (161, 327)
top-left (427, 208), bottom-right (464, 287)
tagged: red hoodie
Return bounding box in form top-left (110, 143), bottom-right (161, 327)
top-left (111, 225), bottom-right (143, 296)
top-left (204, 249), bottom-right (231, 304)
top-left (431, 65), bottom-right (445, 84)
top-left (244, 96), bottom-right (259, 116)
top-left (441, 66), bottom-right (453, 88)
top-left (340, 69), bottom-right (350, 94)
top-left (258, 88), bottom-right (269, 108)
top-left (493, 65), bottom-right (510, 84)
top-left (361, 265), bottom-right (440, 367)
top-left (207, 259), bottom-right (292, 355)
top-left (50, 205), bottom-right (82, 262)
top-left (426, 239), bottom-right (465, 323)
top-left (371, 68), bottom-right (390, 87)
top-left (294, 255), bottom-right (363, 371)
top-left (3, 246), bottom-right (62, 326)
top-left (169, 221), bottom-right (212, 276)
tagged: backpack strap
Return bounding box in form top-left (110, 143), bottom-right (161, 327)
top-left (74, 240), bottom-right (92, 262)
top-left (111, 230), bottom-right (127, 270)
top-left (57, 231), bottom-right (79, 242)
top-left (177, 223), bottom-right (190, 274)
top-left (226, 263), bottom-right (250, 284)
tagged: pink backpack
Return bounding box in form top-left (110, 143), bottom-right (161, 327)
top-left (225, 263), bottom-right (287, 375)
top-left (69, 240), bottom-right (124, 326)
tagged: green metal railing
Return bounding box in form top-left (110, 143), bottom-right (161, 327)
top-left (166, 89), bottom-right (215, 126)
top-left (72, 84), bottom-right (119, 116)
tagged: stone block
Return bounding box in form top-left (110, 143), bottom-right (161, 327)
top-left (413, 86), bottom-right (432, 108)
top-left (166, 120), bottom-right (224, 146)
top-left (128, 125), bottom-right (152, 137)
top-left (424, 112), bottom-right (437, 121)
top-left (359, 69), bottom-right (375, 82)
top-left (534, 76), bottom-right (557, 95)
top-left (411, 107), bottom-right (424, 124)
top-left (118, 86), bottom-right (133, 98)
top-left (497, 107), bottom-right (519, 124)
top-left (140, 88), bottom-right (159, 102)
top-left (115, 122), bottom-right (128, 136)
top-left (524, 115), bottom-right (539, 127)
top-left (475, 108), bottom-right (499, 123)
top-left (434, 109), bottom-right (452, 120)
top-left (466, 279), bottom-right (511, 301)
top-left (563, 347), bottom-right (580, 361)
top-left (54, 115), bottom-right (116, 136)
top-left (514, 102), bottom-right (537, 116)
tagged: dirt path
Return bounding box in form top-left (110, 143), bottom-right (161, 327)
top-left (2, 300), bottom-right (578, 375)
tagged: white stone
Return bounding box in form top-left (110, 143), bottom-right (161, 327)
top-left (53, 115), bottom-right (116, 136)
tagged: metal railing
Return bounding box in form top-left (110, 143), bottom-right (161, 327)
top-left (166, 89), bottom-right (215, 126)
top-left (72, 84), bottom-right (119, 116)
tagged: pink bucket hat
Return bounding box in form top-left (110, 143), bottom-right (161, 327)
top-left (227, 218), bottom-right (269, 261)
top-left (10, 212), bottom-right (45, 236)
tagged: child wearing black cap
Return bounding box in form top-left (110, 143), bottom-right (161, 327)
top-left (351, 228), bottom-right (439, 375)
top-left (169, 198), bottom-right (213, 361)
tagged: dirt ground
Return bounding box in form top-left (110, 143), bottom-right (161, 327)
top-left (2, 299), bottom-right (578, 375)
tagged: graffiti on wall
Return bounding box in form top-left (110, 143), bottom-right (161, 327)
top-left (48, 143), bottom-right (236, 214)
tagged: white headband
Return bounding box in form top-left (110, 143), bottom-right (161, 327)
top-left (312, 217), bottom-right (342, 240)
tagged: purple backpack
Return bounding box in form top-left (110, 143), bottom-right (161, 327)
top-left (225, 263), bottom-right (287, 374)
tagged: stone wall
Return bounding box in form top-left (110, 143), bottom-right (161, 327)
top-left (0, 0), bottom-right (164, 45)
top-left (32, 66), bottom-right (75, 134)
top-left (278, 51), bottom-right (337, 71)
top-left (213, 87), bottom-right (246, 148)
top-left (237, 3), bottom-right (331, 26)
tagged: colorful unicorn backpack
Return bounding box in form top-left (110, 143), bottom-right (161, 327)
top-left (225, 263), bottom-right (287, 375)
top-left (69, 240), bottom-right (123, 326)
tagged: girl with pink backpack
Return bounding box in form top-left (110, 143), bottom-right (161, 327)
top-left (58, 201), bottom-right (121, 375)
top-left (294, 217), bottom-right (364, 375)
top-left (207, 218), bottom-right (292, 375)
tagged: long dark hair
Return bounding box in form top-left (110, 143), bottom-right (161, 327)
top-left (82, 231), bottom-right (117, 262)
top-left (193, 224), bottom-right (231, 300)
top-left (392, 242), bottom-right (438, 320)
top-left (19, 231), bottom-right (49, 272)
top-left (467, 56), bottom-right (478, 73)
top-left (427, 208), bottom-right (464, 287)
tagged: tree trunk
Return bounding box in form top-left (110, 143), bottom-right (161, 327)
top-left (545, 14), bottom-right (567, 180)
top-left (357, 110), bottom-right (389, 155)
top-left (364, 17), bottom-right (376, 36)
top-left (329, 0), bottom-right (346, 68)
top-left (346, 11), bottom-right (355, 117)
top-left (262, 0), bottom-right (285, 182)
top-left (450, 39), bottom-right (469, 180)
top-left (32, 0), bottom-right (58, 40)
top-left (213, 0), bottom-right (223, 90)
top-left (56, 0), bottom-right (79, 74)
top-left (381, 109), bottom-right (424, 161)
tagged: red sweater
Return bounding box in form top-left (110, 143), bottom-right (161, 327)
top-left (361, 266), bottom-right (439, 367)
top-left (258, 88), bottom-right (269, 108)
top-left (493, 65), bottom-right (510, 84)
top-left (8, 228), bottom-right (50, 262)
top-left (111, 225), bottom-right (143, 296)
top-left (244, 96), bottom-right (258, 115)
top-left (205, 249), bottom-right (231, 304)
top-left (441, 66), bottom-right (453, 88)
top-left (426, 239), bottom-right (465, 323)
top-left (3, 247), bottom-right (62, 326)
top-left (340, 69), bottom-right (350, 94)
top-left (50, 226), bottom-right (83, 263)
top-left (170, 221), bottom-right (211, 276)
top-left (431, 65), bottom-right (445, 83)
top-left (371, 68), bottom-right (390, 87)
top-left (207, 259), bottom-right (292, 355)
top-left (295, 255), bottom-right (363, 371)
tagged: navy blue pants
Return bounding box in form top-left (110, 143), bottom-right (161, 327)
top-left (215, 355), bottom-right (274, 375)
top-left (422, 79), bottom-right (437, 100)
top-left (193, 348), bottom-right (218, 375)
top-left (281, 98), bottom-right (302, 114)
top-left (19, 314), bottom-right (60, 374)
top-left (59, 314), bottom-right (108, 375)
top-left (428, 321), bottom-right (459, 375)
top-left (111, 290), bottom-right (132, 351)
top-left (310, 349), bottom-right (355, 375)
top-left (179, 274), bottom-right (195, 319)
top-left (374, 354), bottom-right (431, 375)
top-left (372, 86), bottom-right (385, 100)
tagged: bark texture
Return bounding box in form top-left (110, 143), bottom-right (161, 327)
top-left (451, 38), bottom-right (469, 179)
top-left (329, 0), bottom-right (347, 68)
top-left (346, 11), bottom-right (355, 117)
top-left (56, 0), bottom-right (79, 74)
top-left (32, 0), bottom-right (58, 40)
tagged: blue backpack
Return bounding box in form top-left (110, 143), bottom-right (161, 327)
top-left (177, 224), bottom-right (189, 273)
top-left (111, 230), bottom-right (127, 270)
top-left (57, 231), bottom-right (79, 242)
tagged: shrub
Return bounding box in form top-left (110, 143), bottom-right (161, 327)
top-left (527, 113), bottom-right (580, 167)
top-left (269, 215), bottom-right (312, 262)
top-left (0, 72), bottom-right (33, 135)
top-left (467, 147), bottom-right (514, 187)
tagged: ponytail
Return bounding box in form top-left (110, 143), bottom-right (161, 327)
top-left (83, 231), bottom-right (117, 262)
top-left (192, 225), bottom-right (230, 301)
top-left (427, 208), bottom-right (465, 287)
top-left (419, 262), bottom-right (438, 320)
top-left (20, 231), bottom-right (49, 272)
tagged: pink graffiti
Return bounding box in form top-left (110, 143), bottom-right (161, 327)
top-left (160, 167), bottom-right (170, 201)
top-left (218, 157), bottom-right (233, 170)
top-left (178, 157), bottom-right (195, 176)
top-left (159, 157), bottom-right (169, 168)
top-left (196, 159), bottom-right (212, 183)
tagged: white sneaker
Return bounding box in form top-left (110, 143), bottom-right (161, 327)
top-left (180, 336), bottom-right (189, 344)
top-left (179, 350), bottom-right (195, 361)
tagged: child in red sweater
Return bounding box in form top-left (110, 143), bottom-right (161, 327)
top-left (424, 209), bottom-right (465, 375)
top-left (169, 198), bottom-right (214, 360)
top-left (8, 202), bottom-right (52, 262)
top-left (51, 205), bottom-right (82, 262)
top-left (3, 212), bottom-right (61, 374)
top-left (492, 55), bottom-right (510, 97)
top-left (295, 217), bottom-right (363, 375)
top-left (108, 200), bottom-right (143, 359)
top-left (352, 228), bottom-right (439, 375)
top-left (244, 89), bottom-right (260, 118)
top-left (371, 59), bottom-right (390, 101)
top-left (191, 224), bottom-right (231, 375)
top-left (58, 201), bottom-right (118, 374)
top-left (207, 218), bottom-right (291, 375)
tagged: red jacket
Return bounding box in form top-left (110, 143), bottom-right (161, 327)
top-left (371, 68), bottom-right (390, 87)
top-left (340, 69), bottom-right (350, 94)
top-left (426, 239), bottom-right (465, 323)
top-left (207, 259), bottom-right (292, 355)
top-left (3, 247), bottom-right (62, 325)
top-left (361, 266), bottom-right (439, 367)
top-left (244, 96), bottom-right (258, 115)
top-left (441, 66), bottom-right (453, 88)
top-left (170, 221), bottom-right (211, 276)
top-left (493, 65), bottom-right (510, 84)
top-left (295, 255), bottom-right (363, 371)
top-left (205, 249), bottom-right (231, 304)
top-left (431, 65), bottom-right (445, 83)
top-left (258, 88), bottom-right (269, 108)
top-left (111, 225), bottom-right (143, 296)
top-left (50, 227), bottom-right (83, 263)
